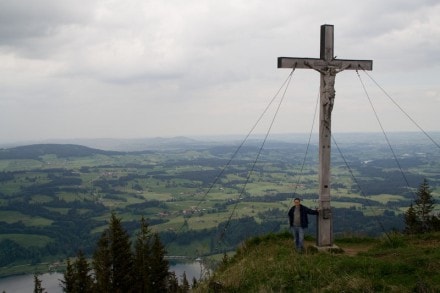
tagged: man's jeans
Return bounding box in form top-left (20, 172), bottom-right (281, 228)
top-left (291, 226), bottom-right (305, 252)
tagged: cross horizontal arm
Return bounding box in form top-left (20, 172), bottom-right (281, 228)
top-left (278, 57), bottom-right (373, 71)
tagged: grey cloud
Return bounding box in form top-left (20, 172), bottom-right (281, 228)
top-left (0, 0), bottom-right (97, 51)
top-left (341, 0), bottom-right (440, 38)
top-left (0, 0), bottom-right (438, 142)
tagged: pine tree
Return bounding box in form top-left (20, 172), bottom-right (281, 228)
top-left (61, 251), bottom-right (94, 293)
top-left (33, 273), bottom-right (46, 293)
top-left (181, 272), bottom-right (190, 293)
top-left (91, 214), bottom-right (173, 292)
top-left (133, 217), bottom-right (152, 292)
top-left (167, 272), bottom-right (179, 293)
top-left (73, 250), bottom-right (93, 293)
top-left (109, 212), bottom-right (134, 292)
top-left (430, 214), bottom-right (440, 231)
top-left (93, 212), bottom-right (134, 293)
top-left (93, 230), bottom-right (112, 293)
top-left (94, 225), bottom-right (111, 292)
top-left (414, 179), bottom-right (436, 232)
top-left (149, 233), bottom-right (170, 292)
top-left (404, 203), bottom-right (419, 234)
top-left (61, 258), bottom-right (75, 293)
top-left (192, 277), bottom-right (198, 289)
top-left (405, 179), bottom-right (439, 234)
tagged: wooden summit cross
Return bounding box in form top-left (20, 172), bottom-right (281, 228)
top-left (278, 24), bottom-right (373, 247)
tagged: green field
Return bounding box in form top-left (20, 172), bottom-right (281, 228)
top-left (0, 211), bottom-right (53, 226)
top-left (0, 234), bottom-right (53, 248)
top-left (0, 136), bottom-right (439, 276)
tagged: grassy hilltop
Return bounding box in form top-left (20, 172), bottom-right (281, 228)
top-left (194, 232), bottom-right (440, 292)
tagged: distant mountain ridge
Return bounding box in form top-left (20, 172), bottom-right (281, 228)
top-left (0, 144), bottom-right (123, 160)
top-left (1, 136), bottom-right (213, 152)
top-left (0, 132), bottom-right (439, 152)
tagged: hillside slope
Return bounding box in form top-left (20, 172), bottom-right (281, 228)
top-left (0, 144), bottom-right (123, 159)
top-left (195, 232), bottom-right (440, 292)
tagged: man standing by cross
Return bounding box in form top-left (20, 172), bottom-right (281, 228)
top-left (279, 24), bottom-right (373, 247)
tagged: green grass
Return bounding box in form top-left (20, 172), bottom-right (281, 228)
top-left (194, 232), bottom-right (440, 292)
top-left (45, 207), bottom-right (71, 215)
top-left (57, 192), bottom-right (84, 202)
top-left (0, 211), bottom-right (53, 226)
top-left (0, 234), bottom-right (53, 248)
top-left (0, 159), bottom-right (43, 171)
top-left (30, 194), bottom-right (53, 203)
top-left (370, 193), bottom-right (406, 204)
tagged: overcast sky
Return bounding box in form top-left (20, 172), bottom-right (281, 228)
top-left (0, 0), bottom-right (439, 143)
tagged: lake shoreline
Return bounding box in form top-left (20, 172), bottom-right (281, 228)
top-left (0, 261), bottom-right (207, 292)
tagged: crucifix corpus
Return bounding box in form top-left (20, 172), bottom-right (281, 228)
top-left (278, 24), bottom-right (373, 247)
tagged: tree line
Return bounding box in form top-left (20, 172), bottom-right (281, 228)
top-left (34, 213), bottom-right (192, 293)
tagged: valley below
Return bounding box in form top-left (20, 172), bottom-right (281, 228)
top-left (0, 132), bottom-right (439, 278)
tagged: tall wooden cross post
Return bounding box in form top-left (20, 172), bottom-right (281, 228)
top-left (278, 24), bottom-right (373, 247)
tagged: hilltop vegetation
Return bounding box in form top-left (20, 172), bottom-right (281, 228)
top-left (0, 134), bottom-right (439, 276)
top-left (194, 232), bottom-right (440, 292)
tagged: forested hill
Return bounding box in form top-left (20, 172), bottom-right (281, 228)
top-left (0, 144), bottom-right (123, 159)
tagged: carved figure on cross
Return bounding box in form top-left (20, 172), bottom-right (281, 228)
top-left (304, 62), bottom-right (351, 127)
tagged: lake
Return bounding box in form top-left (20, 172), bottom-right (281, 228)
top-left (0, 262), bottom-right (206, 293)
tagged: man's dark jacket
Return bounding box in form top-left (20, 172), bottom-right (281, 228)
top-left (288, 205), bottom-right (318, 228)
